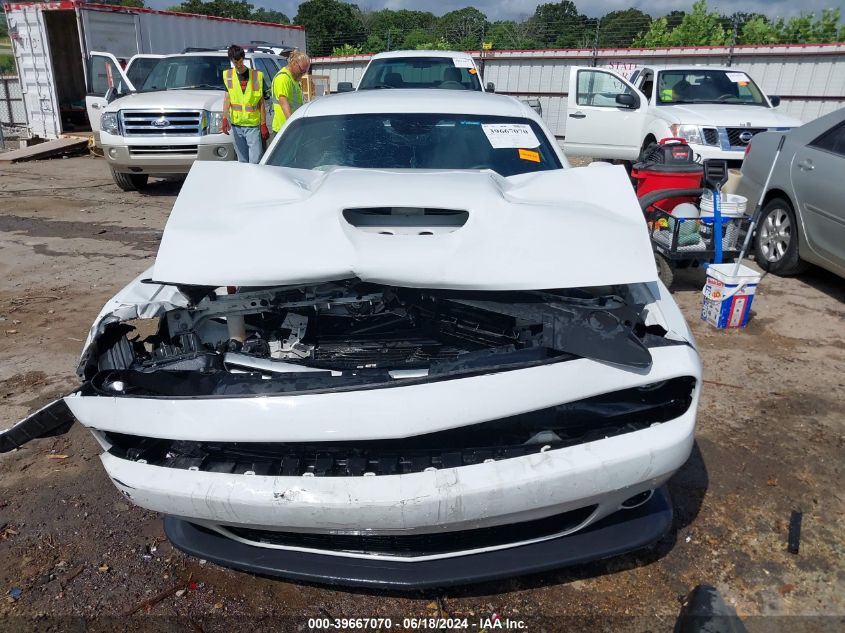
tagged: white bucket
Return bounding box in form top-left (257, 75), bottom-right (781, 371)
top-left (700, 191), bottom-right (747, 218)
top-left (701, 263), bottom-right (761, 328)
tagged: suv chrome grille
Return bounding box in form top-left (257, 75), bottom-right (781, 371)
top-left (120, 110), bottom-right (203, 137)
top-left (129, 145), bottom-right (199, 157)
top-left (726, 127), bottom-right (766, 147)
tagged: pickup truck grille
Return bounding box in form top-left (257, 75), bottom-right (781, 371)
top-left (129, 145), bottom-right (199, 157)
top-left (726, 127), bottom-right (766, 147)
top-left (120, 110), bottom-right (203, 137)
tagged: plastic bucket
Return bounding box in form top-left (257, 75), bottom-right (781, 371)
top-left (701, 263), bottom-right (761, 328)
top-left (700, 191), bottom-right (747, 218)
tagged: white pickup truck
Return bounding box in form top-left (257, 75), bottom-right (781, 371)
top-left (562, 65), bottom-right (802, 163)
top-left (88, 49), bottom-right (286, 191)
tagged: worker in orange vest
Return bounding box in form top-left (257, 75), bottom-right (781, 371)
top-left (221, 44), bottom-right (269, 163)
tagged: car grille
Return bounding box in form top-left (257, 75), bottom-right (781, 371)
top-left (104, 376), bottom-right (697, 476)
top-left (223, 504), bottom-right (598, 556)
top-left (129, 145), bottom-right (199, 157)
top-left (726, 127), bottom-right (766, 147)
top-left (702, 127), bottom-right (720, 145)
top-left (120, 110), bottom-right (203, 137)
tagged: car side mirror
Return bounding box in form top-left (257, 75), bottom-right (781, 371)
top-left (105, 86), bottom-right (118, 103)
top-left (486, 82), bottom-right (495, 93)
top-left (616, 93), bottom-right (637, 108)
top-left (337, 82), bottom-right (354, 93)
top-left (769, 95), bottom-right (781, 107)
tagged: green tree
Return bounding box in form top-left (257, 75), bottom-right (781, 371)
top-left (435, 7), bottom-right (487, 50)
top-left (170, 0), bottom-right (254, 20)
top-left (251, 8), bottom-right (290, 24)
top-left (739, 16), bottom-right (780, 45)
top-left (530, 1), bottom-right (586, 48)
top-left (331, 43), bottom-right (362, 55)
top-left (665, 10), bottom-right (686, 29)
top-left (486, 20), bottom-right (540, 50)
top-left (363, 33), bottom-right (386, 53)
top-left (295, 0), bottom-right (364, 56)
top-left (402, 28), bottom-right (433, 49)
top-left (0, 55), bottom-right (15, 75)
top-left (633, 1), bottom-right (728, 47)
top-left (632, 17), bottom-right (671, 47)
top-left (597, 9), bottom-right (651, 48)
top-left (99, 0), bottom-right (145, 6)
top-left (361, 9), bottom-right (436, 51)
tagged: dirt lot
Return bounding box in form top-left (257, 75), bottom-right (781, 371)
top-left (1, 156), bottom-right (843, 632)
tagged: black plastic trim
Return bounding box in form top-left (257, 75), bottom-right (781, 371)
top-left (164, 486), bottom-right (673, 589)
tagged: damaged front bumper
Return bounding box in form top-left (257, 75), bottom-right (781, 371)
top-left (2, 271), bottom-right (702, 586)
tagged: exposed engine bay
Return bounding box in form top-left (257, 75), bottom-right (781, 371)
top-left (79, 280), bottom-right (678, 397)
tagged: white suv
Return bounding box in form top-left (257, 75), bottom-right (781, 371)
top-left (337, 50), bottom-right (491, 93)
top-left (88, 49), bottom-right (286, 191)
top-left (563, 65), bottom-right (802, 163)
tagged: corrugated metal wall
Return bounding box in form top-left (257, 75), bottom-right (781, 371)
top-left (135, 12), bottom-right (306, 54)
top-left (312, 44), bottom-right (845, 138)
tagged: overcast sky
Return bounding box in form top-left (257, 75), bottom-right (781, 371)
top-left (150, 0), bottom-right (845, 21)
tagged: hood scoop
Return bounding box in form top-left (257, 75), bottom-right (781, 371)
top-left (343, 207), bottom-right (469, 235)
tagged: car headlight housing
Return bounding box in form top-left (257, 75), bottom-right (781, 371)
top-left (206, 111), bottom-right (224, 134)
top-left (669, 124), bottom-right (703, 145)
top-left (100, 112), bottom-right (120, 136)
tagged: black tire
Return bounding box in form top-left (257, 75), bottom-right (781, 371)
top-left (640, 135), bottom-right (657, 160)
top-left (111, 170), bottom-right (149, 192)
top-left (655, 254), bottom-right (674, 287)
top-left (753, 197), bottom-right (807, 276)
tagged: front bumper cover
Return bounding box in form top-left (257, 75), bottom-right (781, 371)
top-left (164, 486), bottom-right (672, 589)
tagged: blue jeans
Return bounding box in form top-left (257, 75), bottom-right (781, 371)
top-left (231, 125), bottom-right (262, 164)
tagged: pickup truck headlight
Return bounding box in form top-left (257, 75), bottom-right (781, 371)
top-left (207, 111), bottom-right (224, 134)
top-left (100, 112), bottom-right (120, 136)
top-left (669, 124), bottom-right (703, 145)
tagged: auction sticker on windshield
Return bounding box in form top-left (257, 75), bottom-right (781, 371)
top-left (482, 123), bottom-right (540, 148)
top-left (726, 72), bottom-right (750, 83)
top-left (453, 57), bottom-right (474, 68)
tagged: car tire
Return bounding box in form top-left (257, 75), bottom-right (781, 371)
top-left (111, 170), bottom-right (149, 192)
top-left (753, 197), bottom-right (807, 276)
top-left (655, 254), bottom-right (674, 288)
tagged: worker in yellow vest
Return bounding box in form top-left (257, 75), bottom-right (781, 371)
top-left (221, 45), bottom-right (269, 163)
top-left (271, 50), bottom-right (310, 137)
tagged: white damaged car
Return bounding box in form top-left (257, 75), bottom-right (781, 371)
top-left (2, 91), bottom-right (701, 588)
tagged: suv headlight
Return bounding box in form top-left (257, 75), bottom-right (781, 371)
top-left (100, 112), bottom-right (120, 136)
top-left (207, 111), bottom-right (224, 134)
top-left (669, 124), bottom-right (704, 145)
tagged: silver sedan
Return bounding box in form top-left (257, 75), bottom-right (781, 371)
top-left (737, 107), bottom-right (845, 278)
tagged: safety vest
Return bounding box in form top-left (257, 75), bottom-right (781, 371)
top-left (223, 68), bottom-right (264, 127)
top-left (271, 66), bottom-right (303, 132)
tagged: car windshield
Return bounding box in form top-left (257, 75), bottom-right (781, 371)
top-left (140, 56), bottom-right (232, 92)
top-left (266, 113), bottom-right (561, 177)
top-left (657, 70), bottom-right (767, 106)
top-left (358, 58), bottom-right (482, 91)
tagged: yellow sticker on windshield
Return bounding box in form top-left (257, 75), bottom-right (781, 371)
top-left (468, 68), bottom-right (477, 74)
top-left (519, 149), bottom-right (540, 162)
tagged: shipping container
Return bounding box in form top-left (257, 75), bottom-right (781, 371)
top-left (2, 1), bottom-right (306, 139)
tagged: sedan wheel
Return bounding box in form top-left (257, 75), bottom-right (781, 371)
top-left (753, 198), bottom-right (806, 275)
top-left (758, 206), bottom-right (791, 263)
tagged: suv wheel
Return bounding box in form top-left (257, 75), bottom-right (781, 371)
top-left (111, 170), bottom-right (149, 192)
top-left (753, 197), bottom-right (807, 275)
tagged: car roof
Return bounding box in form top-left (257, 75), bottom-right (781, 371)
top-left (173, 51), bottom-right (281, 59)
top-left (644, 64), bottom-right (743, 73)
top-left (300, 89), bottom-right (531, 118)
top-left (371, 50), bottom-right (475, 61)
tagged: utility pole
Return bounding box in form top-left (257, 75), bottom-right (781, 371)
top-left (386, 30), bottom-right (391, 52)
top-left (727, 16), bottom-right (738, 67)
top-left (591, 19), bottom-right (600, 67)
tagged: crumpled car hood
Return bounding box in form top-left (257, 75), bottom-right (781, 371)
top-left (152, 162), bottom-right (655, 289)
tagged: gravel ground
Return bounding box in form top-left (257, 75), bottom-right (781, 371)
top-left (0, 156), bottom-right (843, 632)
